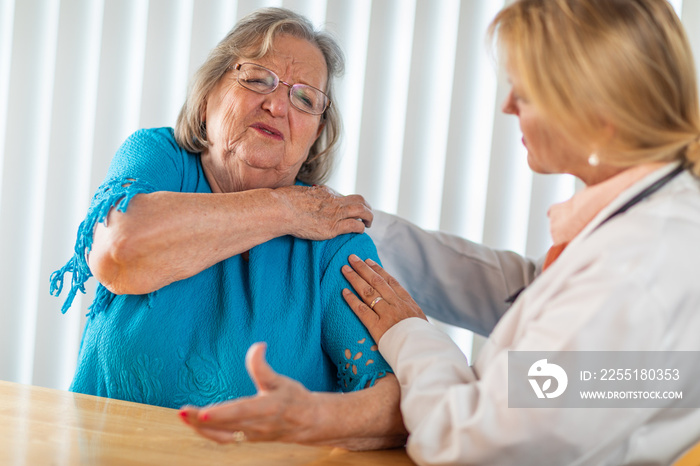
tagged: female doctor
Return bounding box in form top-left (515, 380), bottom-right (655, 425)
top-left (342, 0), bottom-right (700, 464)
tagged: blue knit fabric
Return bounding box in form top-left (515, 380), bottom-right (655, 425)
top-left (51, 127), bottom-right (391, 408)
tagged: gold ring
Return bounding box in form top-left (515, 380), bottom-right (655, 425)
top-left (369, 296), bottom-right (384, 309)
top-left (232, 431), bottom-right (247, 443)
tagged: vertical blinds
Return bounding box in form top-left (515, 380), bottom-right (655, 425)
top-left (0, 0), bottom-right (697, 391)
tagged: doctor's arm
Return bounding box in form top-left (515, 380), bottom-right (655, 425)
top-left (340, 257), bottom-right (659, 465)
top-left (368, 210), bottom-right (538, 336)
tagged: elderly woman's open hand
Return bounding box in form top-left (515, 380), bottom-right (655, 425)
top-left (273, 185), bottom-right (373, 240)
top-left (179, 342), bottom-right (406, 450)
top-left (342, 254), bottom-right (428, 343)
top-left (179, 342), bottom-right (318, 445)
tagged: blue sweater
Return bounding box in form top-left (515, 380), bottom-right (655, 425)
top-left (51, 127), bottom-right (391, 408)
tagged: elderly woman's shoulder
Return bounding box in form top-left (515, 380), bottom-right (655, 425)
top-left (122, 127), bottom-right (182, 151)
top-left (115, 127), bottom-right (197, 167)
top-left (315, 231), bottom-right (380, 270)
top-left (109, 127), bottom-right (202, 187)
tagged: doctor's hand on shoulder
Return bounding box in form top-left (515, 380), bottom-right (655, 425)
top-left (341, 254), bottom-right (428, 343)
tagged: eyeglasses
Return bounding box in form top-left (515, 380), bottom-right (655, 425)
top-left (233, 62), bottom-right (331, 115)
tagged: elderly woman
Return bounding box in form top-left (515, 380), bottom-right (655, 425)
top-left (338, 0), bottom-right (700, 464)
top-left (50, 8), bottom-right (405, 450)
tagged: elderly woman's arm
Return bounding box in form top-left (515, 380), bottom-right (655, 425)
top-left (179, 343), bottom-right (407, 450)
top-left (89, 185), bottom-right (372, 295)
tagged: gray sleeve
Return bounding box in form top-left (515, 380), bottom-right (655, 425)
top-left (367, 210), bottom-right (539, 336)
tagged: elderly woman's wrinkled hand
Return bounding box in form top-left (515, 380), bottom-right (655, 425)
top-left (341, 254), bottom-right (428, 343)
top-left (179, 342), bottom-right (318, 445)
top-left (274, 185), bottom-right (374, 240)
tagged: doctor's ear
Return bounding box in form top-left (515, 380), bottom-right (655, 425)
top-left (591, 116), bottom-right (616, 144)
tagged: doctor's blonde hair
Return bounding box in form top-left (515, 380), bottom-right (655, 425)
top-left (489, 0), bottom-right (700, 176)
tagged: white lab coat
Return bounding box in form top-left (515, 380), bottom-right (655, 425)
top-left (368, 164), bottom-right (700, 465)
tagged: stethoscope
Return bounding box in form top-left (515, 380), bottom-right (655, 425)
top-left (505, 163), bottom-right (687, 305)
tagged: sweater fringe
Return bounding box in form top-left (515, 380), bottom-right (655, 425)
top-left (49, 178), bottom-right (157, 316)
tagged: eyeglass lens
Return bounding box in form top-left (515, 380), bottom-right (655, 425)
top-left (236, 63), bottom-right (328, 115)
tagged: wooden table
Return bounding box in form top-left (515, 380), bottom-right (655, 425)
top-left (0, 381), bottom-right (414, 465)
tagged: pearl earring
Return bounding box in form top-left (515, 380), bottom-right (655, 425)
top-left (588, 152), bottom-right (600, 166)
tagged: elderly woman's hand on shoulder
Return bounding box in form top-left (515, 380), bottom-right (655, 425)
top-left (273, 184), bottom-right (373, 240)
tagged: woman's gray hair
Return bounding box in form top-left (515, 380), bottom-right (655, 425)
top-left (174, 7), bottom-right (345, 185)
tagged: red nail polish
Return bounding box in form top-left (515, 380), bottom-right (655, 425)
top-left (201, 413), bottom-right (210, 422)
